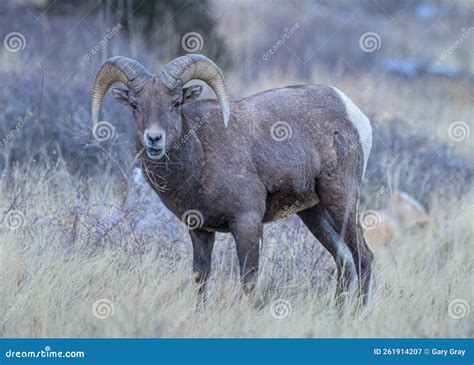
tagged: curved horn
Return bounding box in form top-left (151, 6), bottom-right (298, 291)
top-left (91, 56), bottom-right (150, 126)
top-left (159, 54), bottom-right (230, 127)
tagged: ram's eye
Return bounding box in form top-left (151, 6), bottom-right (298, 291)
top-left (130, 103), bottom-right (138, 110)
top-left (173, 101), bottom-right (182, 108)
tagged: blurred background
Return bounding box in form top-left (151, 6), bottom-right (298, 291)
top-left (0, 0), bottom-right (472, 200)
top-left (0, 0), bottom-right (473, 337)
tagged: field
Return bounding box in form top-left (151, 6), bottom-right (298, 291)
top-left (1, 0), bottom-right (473, 338)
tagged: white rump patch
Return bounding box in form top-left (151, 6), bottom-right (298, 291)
top-left (332, 87), bottom-right (372, 176)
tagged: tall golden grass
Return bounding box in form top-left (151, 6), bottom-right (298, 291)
top-left (1, 159), bottom-right (472, 337)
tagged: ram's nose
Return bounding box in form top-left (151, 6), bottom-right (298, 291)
top-left (145, 131), bottom-right (164, 145)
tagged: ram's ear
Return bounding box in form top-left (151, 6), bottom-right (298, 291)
top-left (111, 87), bottom-right (130, 105)
top-left (183, 85), bottom-right (203, 103)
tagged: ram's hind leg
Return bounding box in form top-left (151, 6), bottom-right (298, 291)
top-left (298, 205), bottom-right (357, 307)
top-left (316, 177), bottom-right (374, 306)
top-left (353, 215), bottom-right (374, 305)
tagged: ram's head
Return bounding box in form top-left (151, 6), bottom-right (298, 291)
top-left (91, 54), bottom-right (230, 160)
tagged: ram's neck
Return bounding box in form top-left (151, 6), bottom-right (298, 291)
top-left (138, 115), bottom-right (203, 198)
top-left (169, 115), bottom-right (203, 174)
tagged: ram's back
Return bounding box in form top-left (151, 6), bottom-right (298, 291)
top-left (183, 84), bottom-right (365, 222)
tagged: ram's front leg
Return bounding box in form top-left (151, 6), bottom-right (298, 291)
top-left (189, 229), bottom-right (215, 306)
top-left (230, 212), bottom-right (263, 296)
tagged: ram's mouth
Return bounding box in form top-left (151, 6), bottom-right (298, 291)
top-left (146, 147), bottom-right (165, 159)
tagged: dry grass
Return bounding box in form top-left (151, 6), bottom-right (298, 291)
top-left (1, 163), bottom-right (473, 338)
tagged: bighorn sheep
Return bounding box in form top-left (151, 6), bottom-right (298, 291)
top-left (91, 54), bottom-right (374, 306)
